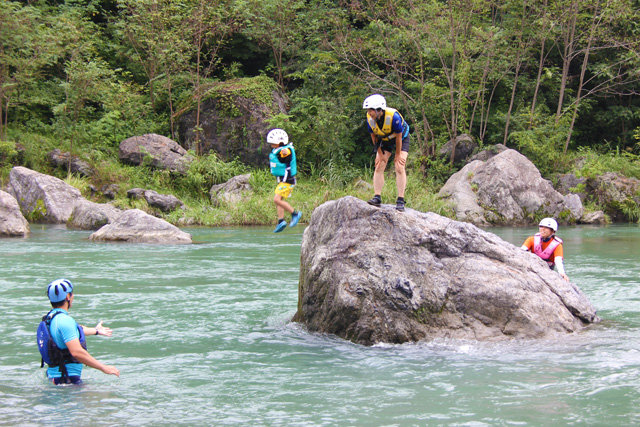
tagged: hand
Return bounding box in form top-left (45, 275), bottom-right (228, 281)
top-left (561, 274), bottom-right (569, 281)
top-left (102, 365), bottom-right (120, 377)
top-left (95, 321), bottom-right (113, 337)
top-left (395, 154), bottom-right (406, 167)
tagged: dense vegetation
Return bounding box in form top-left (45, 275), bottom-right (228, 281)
top-left (1, 0), bottom-right (640, 225)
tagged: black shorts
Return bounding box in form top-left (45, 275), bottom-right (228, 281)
top-left (52, 375), bottom-right (83, 385)
top-left (377, 134), bottom-right (410, 155)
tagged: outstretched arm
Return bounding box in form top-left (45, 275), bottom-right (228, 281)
top-left (66, 338), bottom-right (120, 377)
top-left (80, 321), bottom-right (113, 337)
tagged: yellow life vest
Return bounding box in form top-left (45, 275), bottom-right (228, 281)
top-left (367, 108), bottom-right (405, 141)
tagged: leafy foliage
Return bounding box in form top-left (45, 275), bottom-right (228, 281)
top-left (2, 0), bottom-right (640, 225)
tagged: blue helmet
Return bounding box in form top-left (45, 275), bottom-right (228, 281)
top-left (47, 279), bottom-right (74, 303)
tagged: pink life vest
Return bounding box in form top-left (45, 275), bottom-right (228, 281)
top-left (533, 233), bottom-right (563, 267)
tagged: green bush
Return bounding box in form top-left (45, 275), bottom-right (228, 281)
top-left (509, 115), bottom-right (574, 176)
top-left (575, 146), bottom-right (640, 180)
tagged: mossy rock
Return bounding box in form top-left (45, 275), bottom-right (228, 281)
top-left (177, 76), bottom-right (287, 166)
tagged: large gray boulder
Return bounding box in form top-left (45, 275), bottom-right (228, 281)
top-left (143, 190), bottom-right (184, 212)
top-left (439, 134), bottom-right (478, 164)
top-left (584, 172), bottom-right (640, 222)
top-left (0, 190), bottom-right (29, 236)
top-left (89, 209), bottom-right (192, 244)
top-left (119, 134), bottom-right (193, 173)
top-left (436, 160), bottom-right (488, 226)
top-left (127, 188), bottom-right (184, 212)
top-left (468, 143), bottom-right (509, 163)
top-left (7, 166), bottom-right (82, 223)
top-left (293, 196), bottom-right (599, 346)
top-left (554, 173), bottom-right (586, 200)
top-left (439, 149), bottom-right (582, 226)
top-left (209, 174), bottom-right (253, 207)
top-left (67, 199), bottom-right (123, 230)
top-left (47, 149), bottom-right (94, 177)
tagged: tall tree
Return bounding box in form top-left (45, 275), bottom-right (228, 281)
top-left (246, 0), bottom-right (304, 91)
top-left (50, 5), bottom-right (117, 172)
top-left (0, 2), bottom-right (57, 141)
top-left (184, 0), bottom-right (241, 155)
top-left (528, 0), bottom-right (554, 129)
top-left (554, 0), bottom-right (580, 125)
top-left (118, 0), bottom-right (191, 138)
top-left (502, 0), bottom-right (536, 145)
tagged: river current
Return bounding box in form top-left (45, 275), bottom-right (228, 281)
top-left (1, 223), bottom-right (639, 426)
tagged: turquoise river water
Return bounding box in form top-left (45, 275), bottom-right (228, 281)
top-left (0, 223), bottom-right (639, 426)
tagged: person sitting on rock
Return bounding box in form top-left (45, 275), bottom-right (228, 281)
top-left (267, 128), bottom-right (302, 233)
top-left (521, 218), bottom-right (569, 281)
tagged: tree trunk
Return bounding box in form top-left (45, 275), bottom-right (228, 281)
top-left (447, 1), bottom-right (458, 164)
top-left (529, 0), bottom-right (549, 129)
top-left (555, 0), bottom-right (578, 125)
top-left (564, 0), bottom-right (599, 153)
top-left (504, 0), bottom-right (527, 145)
top-left (503, 60), bottom-right (521, 145)
top-left (194, 10), bottom-right (203, 157)
top-left (469, 51), bottom-right (493, 137)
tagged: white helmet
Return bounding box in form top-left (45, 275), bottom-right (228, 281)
top-left (539, 218), bottom-right (558, 232)
top-left (363, 94), bottom-right (386, 110)
top-left (267, 128), bottom-right (288, 145)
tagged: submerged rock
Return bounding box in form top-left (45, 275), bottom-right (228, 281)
top-left (293, 196), bottom-right (599, 346)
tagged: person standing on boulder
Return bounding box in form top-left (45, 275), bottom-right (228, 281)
top-left (267, 128), bottom-right (302, 233)
top-left (362, 94), bottom-right (410, 212)
top-left (521, 218), bottom-right (569, 281)
top-left (38, 278), bottom-right (120, 385)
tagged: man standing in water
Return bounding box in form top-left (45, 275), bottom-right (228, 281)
top-left (362, 93), bottom-right (410, 212)
top-left (521, 218), bottom-right (570, 281)
top-left (38, 278), bottom-right (120, 384)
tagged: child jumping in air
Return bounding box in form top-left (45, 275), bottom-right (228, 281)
top-left (267, 128), bottom-right (302, 233)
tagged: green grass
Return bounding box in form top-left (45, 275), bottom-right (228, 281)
top-left (63, 162), bottom-right (452, 226)
top-left (6, 127), bottom-right (635, 227)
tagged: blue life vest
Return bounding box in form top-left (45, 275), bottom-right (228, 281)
top-left (269, 144), bottom-right (297, 177)
top-left (37, 310), bottom-right (87, 378)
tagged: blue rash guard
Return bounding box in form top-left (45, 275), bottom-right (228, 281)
top-left (46, 309), bottom-right (84, 379)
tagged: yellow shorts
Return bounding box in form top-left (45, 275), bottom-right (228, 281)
top-left (275, 182), bottom-right (295, 199)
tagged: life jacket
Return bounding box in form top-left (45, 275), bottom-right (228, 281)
top-left (367, 108), bottom-right (409, 141)
top-left (269, 144), bottom-right (297, 177)
top-left (533, 233), bottom-right (563, 268)
top-left (37, 310), bottom-right (87, 379)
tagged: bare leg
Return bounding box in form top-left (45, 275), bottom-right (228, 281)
top-left (274, 194), bottom-right (294, 218)
top-left (373, 150), bottom-right (391, 195)
top-left (394, 151), bottom-right (408, 198)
